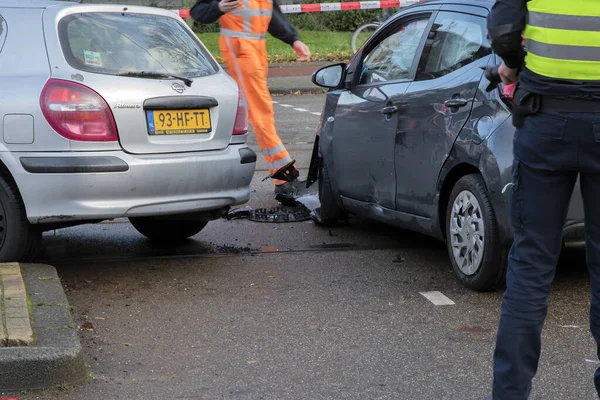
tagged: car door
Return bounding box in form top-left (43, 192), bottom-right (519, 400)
top-left (393, 7), bottom-right (492, 217)
top-left (331, 12), bottom-right (434, 209)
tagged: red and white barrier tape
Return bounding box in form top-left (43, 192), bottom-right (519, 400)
top-left (176, 0), bottom-right (421, 18)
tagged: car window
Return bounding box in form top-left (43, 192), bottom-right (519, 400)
top-left (359, 17), bottom-right (430, 85)
top-left (0, 15), bottom-right (7, 54)
top-left (58, 12), bottom-right (218, 78)
top-left (415, 11), bottom-right (491, 81)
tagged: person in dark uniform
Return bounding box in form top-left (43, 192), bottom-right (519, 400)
top-left (486, 0), bottom-right (600, 399)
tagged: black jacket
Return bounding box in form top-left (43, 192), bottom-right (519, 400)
top-left (487, 0), bottom-right (600, 98)
top-left (190, 0), bottom-right (300, 46)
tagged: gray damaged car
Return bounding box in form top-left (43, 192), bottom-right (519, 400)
top-left (307, 0), bottom-right (584, 291)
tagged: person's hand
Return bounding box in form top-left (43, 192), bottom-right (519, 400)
top-left (293, 41), bottom-right (311, 62)
top-left (219, 0), bottom-right (241, 13)
top-left (499, 61), bottom-right (518, 85)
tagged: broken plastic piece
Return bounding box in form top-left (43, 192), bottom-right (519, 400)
top-left (226, 205), bottom-right (253, 220)
top-left (264, 160), bottom-right (300, 183)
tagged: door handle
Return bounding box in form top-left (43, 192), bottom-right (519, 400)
top-left (381, 105), bottom-right (398, 115)
top-left (444, 98), bottom-right (470, 108)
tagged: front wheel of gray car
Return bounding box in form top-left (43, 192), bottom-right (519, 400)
top-left (129, 218), bottom-right (208, 243)
top-left (0, 176), bottom-right (41, 262)
top-left (445, 174), bottom-right (506, 292)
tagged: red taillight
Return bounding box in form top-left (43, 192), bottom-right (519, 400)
top-left (233, 88), bottom-right (248, 135)
top-left (40, 79), bottom-right (118, 142)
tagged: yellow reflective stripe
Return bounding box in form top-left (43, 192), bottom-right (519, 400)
top-left (525, 53), bottom-right (600, 80)
top-left (524, 1), bottom-right (600, 80)
top-left (528, 0), bottom-right (600, 17)
top-left (524, 25), bottom-right (600, 47)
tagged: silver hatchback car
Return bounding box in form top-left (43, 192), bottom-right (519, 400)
top-left (0, 0), bottom-right (256, 261)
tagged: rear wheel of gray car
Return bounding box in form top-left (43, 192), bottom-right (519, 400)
top-left (129, 218), bottom-right (208, 243)
top-left (0, 176), bottom-right (41, 262)
top-left (445, 174), bottom-right (506, 292)
top-left (317, 162), bottom-right (343, 226)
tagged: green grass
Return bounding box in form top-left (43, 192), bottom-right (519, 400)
top-left (197, 30), bottom-right (355, 63)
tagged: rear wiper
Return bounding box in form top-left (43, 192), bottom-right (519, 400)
top-left (117, 71), bottom-right (193, 87)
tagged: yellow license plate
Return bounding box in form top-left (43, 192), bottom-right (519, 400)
top-left (147, 109), bottom-right (212, 135)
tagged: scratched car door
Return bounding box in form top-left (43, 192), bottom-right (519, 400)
top-left (393, 7), bottom-right (492, 217)
top-left (331, 15), bottom-right (432, 210)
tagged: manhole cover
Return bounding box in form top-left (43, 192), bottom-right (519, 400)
top-left (248, 206), bottom-right (311, 223)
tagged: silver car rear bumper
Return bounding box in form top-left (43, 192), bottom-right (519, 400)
top-left (5, 145), bottom-right (256, 224)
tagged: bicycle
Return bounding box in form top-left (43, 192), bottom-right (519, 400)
top-left (351, 21), bottom-right (382, 53)
top-left (350, 9), bottom-right (394, 53)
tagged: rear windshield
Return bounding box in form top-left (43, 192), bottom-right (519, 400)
top-left (58, 12), bottom-right (218, 78)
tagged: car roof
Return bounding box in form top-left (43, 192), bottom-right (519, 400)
top-left (420, 0), bottom-right (494, 9)
top-left (0, 0), bottom-right (77, 8)
top-left (2, 0), bottom-right (495, 11)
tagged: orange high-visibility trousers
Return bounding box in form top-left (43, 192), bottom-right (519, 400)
top-left (220, 36), bottom-right (292, 185)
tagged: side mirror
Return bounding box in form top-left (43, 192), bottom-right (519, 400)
top-left (312, 63), bottom-right (347, 89)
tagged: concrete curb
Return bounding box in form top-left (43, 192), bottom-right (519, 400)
top-left (0, 264), bottom-right (87, 391)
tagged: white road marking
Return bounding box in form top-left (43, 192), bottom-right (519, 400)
top-left (274, 101), bottom-right (321, 116)
top-left (420, 291), bottom-right (455, 306)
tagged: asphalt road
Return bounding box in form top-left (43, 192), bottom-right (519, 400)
top-left (7, 94), bottom-right (600, 400)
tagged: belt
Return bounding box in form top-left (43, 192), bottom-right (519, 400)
top-left (514, 86), bottom-right (600, 113)
top-left (540, 96), bottom-right (600, 113)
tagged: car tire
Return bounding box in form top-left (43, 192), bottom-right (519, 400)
top-left (0, 176), bottom-right (41, 262)
top-left (317, 161), bottom-right (343, 226)
top-left (129, 218), bottom-right (208, 243)
top-left (445, 174), bottom-right (506, 292)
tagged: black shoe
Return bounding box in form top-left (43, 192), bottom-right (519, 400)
top-left (274, 182), bottom-right (294, 196)
top-left (274, 182), bottom-right (297, 205)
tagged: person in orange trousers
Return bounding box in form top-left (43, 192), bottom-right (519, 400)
top-left (190, 0), bottom-right (310, 201)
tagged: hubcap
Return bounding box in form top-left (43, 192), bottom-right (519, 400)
top-left (450, 190), bottom-right (485, 276)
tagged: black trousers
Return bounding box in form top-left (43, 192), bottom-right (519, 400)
top-left (493, 110), bottom-right (600, 399)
